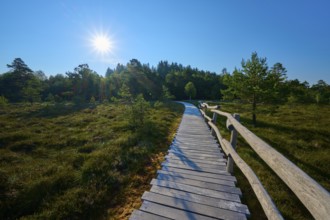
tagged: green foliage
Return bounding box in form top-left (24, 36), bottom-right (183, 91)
top-left (118, 83), bottom-right (132, 103)
top-left (161, 85), bottom-right (175, 100)
top-left (0, 95), bottom-right (8, 106)
top-left (90, 96), bottom-right (96, 104)
top-left (45, 93), bottom-right (55, 103)
top-left (223, 52), bottom-right (286, 126)
top-left (129, 94), bottom-right (150, 129)
top-left (7, 58), bottom-right (33, 73)
top-left (184, 81), bottom-right (197, 100)
top-left (1, 56), bottom-right (328, 106)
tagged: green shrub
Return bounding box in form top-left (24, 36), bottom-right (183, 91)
top-left (0, 95), bottom-right (8, 106)
top-left (129, 94), bottom-right (150, 129)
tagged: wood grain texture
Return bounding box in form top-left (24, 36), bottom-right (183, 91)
top-left (142, 191), bottom-right (247, 220)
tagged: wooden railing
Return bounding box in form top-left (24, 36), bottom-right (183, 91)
top-left (199, 102), bottom-right (330, 220)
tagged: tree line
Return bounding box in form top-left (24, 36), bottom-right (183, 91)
top-left (0, 54), bottom-right (329, 109)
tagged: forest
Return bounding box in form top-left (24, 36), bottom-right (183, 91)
top-left (1, 53), bottom-right (329, 106)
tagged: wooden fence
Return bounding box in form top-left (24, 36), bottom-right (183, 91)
top-left (199, 102), bottom-right (330, 220)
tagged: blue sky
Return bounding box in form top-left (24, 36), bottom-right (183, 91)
top-left (0, 0), bottom-right (329, 84)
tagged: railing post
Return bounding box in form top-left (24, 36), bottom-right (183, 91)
top-left (211, 112), bottom-right (217, 136)
top-left (226, 113), bottom-right (240, 173)
top-left (210, 105), bottom-right (220, 136)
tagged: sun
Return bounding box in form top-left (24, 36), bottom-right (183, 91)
top-left (91, 34), bottom-right (112, 54)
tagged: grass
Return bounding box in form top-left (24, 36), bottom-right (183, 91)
top-left (206, 102), bottom-right (330, 220)
top-left (0, 101), bottom-right (183, 219)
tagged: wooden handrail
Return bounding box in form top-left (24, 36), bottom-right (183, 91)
top-left (208, 121), bottom-right (283, 220)
top-left (200, 103), bottom-right (330, 220)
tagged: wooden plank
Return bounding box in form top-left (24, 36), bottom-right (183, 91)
top-left (150, 185), bottom-right (249, 215)
top-left (162, 162), bottom-right (227, 174)
top-left (166, 157), bottom-right (226, 167)
top-left (170, 146), bottom-right (222, 154)
top-left (165, 155), bottom-right (227, 165)
top-left (164, 158), bottom-right (227, 169)
top-left (168, 152), bottom-right (225, 162)
top-left (174, 136), bottom-right (217, 141)
top-left (140, 201), bottom-right (216, 220)
top-left (142, 192), bottom-right (247, 220)
top-left (157, 170), bottom-right (236, 186)
top-left (177, 131), bottom-right (211, 135)
top-left (156, 173), bottom-right (241, 195)
top-left (161, 166), bottom-right (234, 180)
top-left (176, 133), bottom-right (214, 137)
top-left (129, 210), bottom-right (171, 220)
top-left (174, 138), bottom-right (218, 145)
top-left (150, 179), bottom-right (241, 202)
top-left (168, 149), bottom-right (224, 158)
top-left (171, 144), bottom-right (221, 152)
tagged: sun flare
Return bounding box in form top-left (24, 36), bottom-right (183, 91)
top-left (91, 34), bottom-right (112, 54)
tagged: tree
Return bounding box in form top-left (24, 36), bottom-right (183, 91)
top-left (185, 82), bottom-right (197, 100)
top-left (118, 83), bottom-right (132, 103)
top-left (7, 58), bottom-right (33, 73)
top-left (22, 77), bottom-right (43, 104)
top-left (223, 52), bottom-right (286, 126)
top-left (0, 58), bottom-right (41, 102)
top-left (161, 85), bottom-right (175, 100)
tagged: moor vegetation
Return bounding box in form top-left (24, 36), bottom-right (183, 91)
top-left (0, 52), bottom-right (329, 219)
top-left (0, 101), bottom-right (183, 219)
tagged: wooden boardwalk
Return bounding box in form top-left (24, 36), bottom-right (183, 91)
top-left (130, 102), bottom-right (250, 220)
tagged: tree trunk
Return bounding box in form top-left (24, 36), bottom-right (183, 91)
top-left (252, 94), bottom-right (257, 127)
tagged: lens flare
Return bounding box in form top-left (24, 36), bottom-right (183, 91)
top-left (91, 34), bottom-right (112, 54)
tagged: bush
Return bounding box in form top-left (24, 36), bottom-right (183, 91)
top-left (129, 94), bottom-right (150, 129)
top-left (0, 95), bottom-right (8, 106)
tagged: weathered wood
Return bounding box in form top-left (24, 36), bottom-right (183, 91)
top-left (150, 179), bottom-right (241, 202)
top-left (170, 146), bottom-right (222, 155)
top-left (208, 120), bottom-right (283, 220)
top-left (172, 141), bottom-right (220, 148)
top-left (166, 157), bottom-right (226, 167)
top-left (130, 102), bottom-right (249, 220)
top-left (167, 153), bottom-right (224, 162)
top-left (200, 102), bottom-right (220, 110)
top-left (150, 185), bottom-right (249, 215)
top-left (165, 158), bottom-right (227, 169)
top-left (211, 108), bottom-right (330, 220)
top-left (227, 113), bottom-right (240, 173)
top-left (211, 111), bottom-right (218, 136)
top-left (140, 201), bottom-right (217, 220)
top-left (168, 149), bottom-right (224, 158)
top-left (161, 166), bottom-right (234, 179)
top-left (162, 162), bottom-right (227, 174)
top-left (170, 144), bottom-right (221, 153)
top-left (142, 192), bottom-right (247, 220)
top-left (168, 152), bottom-right (225, 162)
top-left (129, 210), bottom-right (171, 220)
top-left (157, 170), bottom-right (236, 185)
top-left (156, 173), bottom-right (241, 194)
top-left (165, 155), bottom-right (227, 165)
top-left (173, 137), bottom-right (218, 144)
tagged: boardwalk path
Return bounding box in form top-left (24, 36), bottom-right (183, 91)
top-left (130, 102), bottom-right (250, 220)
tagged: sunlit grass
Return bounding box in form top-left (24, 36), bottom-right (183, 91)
top-left (0, 102), bottom-right (183, 219)
top-left (209, 102), bottom-right (329, 220)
